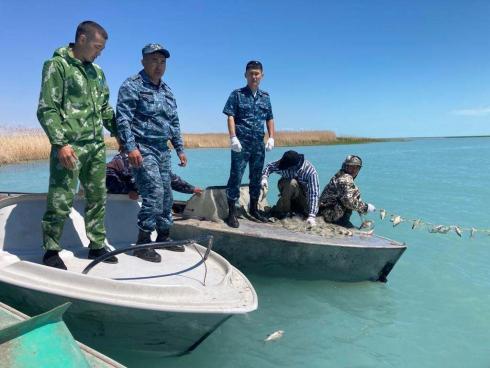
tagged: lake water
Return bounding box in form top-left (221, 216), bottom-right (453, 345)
top-left (1, 138), bottom-right (489, 367)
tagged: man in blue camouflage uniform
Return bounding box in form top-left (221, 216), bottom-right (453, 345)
top-left (116, 43), bottom-right (187, 262)
top-left (223, 60), bottom-right (275, 228)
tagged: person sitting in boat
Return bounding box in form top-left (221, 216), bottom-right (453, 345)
top-left (261, 150), bottom-right (320, 226)
top-left (318, 155), bottom-right (375, 228)
top-left (106, 153), bottom-right (203, 199)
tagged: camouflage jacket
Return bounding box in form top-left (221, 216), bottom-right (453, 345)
top-left (319, 170), bottom-right (368, 221)
top-left (37, 45), bottom-right (116, 146)
top-left (223, 86), bottom-right (273, 144)
top-left (115, 70), bottom-right (184, 157)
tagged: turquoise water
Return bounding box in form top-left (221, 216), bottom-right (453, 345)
top-left (1, 138), bottom-right (489, 367)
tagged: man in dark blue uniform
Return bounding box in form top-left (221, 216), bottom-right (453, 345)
top-left (116, 43), bottom-right (188, 261)
top-left (223, 60), bottom-right (275, 228)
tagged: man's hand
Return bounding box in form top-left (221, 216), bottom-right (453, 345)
top-left (230, 136), bottom-right (242, 152)
top-left (128, 149), bottom-right (143, 168)
top-left (261, 176), bottom-right (268, 189)
top-left (367, 203), bottom-right (376, 213)
top-left (193, 187), bottom-right (203, 195)
top-left (57, 145), bottom-right (78, 170)
top-left (178, 152), bottom-right (187, 167)
top-left (128, 191), bottom-right (139, 200)
top-left (265, 137), bottom-right (274, 151)
top-left (306, 215), bottom-right (316, 227)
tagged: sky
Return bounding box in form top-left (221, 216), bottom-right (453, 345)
top-left (0, 0), bottom-right (489, 138)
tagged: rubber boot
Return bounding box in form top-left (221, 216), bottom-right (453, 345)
top-left (156, 229), bottom-right (185, 252)
top-left (88, 246), bottom-right (119, 264)
top-left (133, 229), bottom-right (161, 263)
top-left (43, 250), bottom-right (67, 270)
top-left (249, 197), bottom-right (268, 222)
top-left (226, 200), bottom-right (239, 228)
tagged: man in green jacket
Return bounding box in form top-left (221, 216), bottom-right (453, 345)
top-left (37, 21), bottom-right (118, 269)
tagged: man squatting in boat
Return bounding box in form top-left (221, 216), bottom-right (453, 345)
top-left (223, 60), bottom-right (276, 228)
top-left (116, 43), bottom-right (188, 262)
top-left (106, 152), bottom-right (203, 199)
top-left (318, 155), bottom-right (376, 228)
top-left (260, 150), bottom-right (320, 226)
top-left (37, 21), bottom-right (119, 269)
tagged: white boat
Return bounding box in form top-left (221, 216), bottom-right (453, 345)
top-left (170, 187), bottom-right (406, 282)
top-left (0, 193), bottom-right (257, 359)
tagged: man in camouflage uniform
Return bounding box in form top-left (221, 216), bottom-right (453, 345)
top-left (223, 60), bottom-right (275, 228)
top-left (116, 43), bottom-right (187, 262)
top-left (37, 21), bottom-right (118, 270)
top-left (319, 155), bottom-right (376, 228)
top-left (106, 152), bottom-right (203, 198)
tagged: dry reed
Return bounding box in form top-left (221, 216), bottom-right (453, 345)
top-left (1, 129), bottom-right (383, 166)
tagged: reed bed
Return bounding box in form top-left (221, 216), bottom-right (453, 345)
top-left (1, 129), bottom-right (384, 166)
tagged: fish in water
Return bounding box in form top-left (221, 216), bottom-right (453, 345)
top-left (265, 330), bottom-right (284, 342)
top-left (380, 209), bottom-right (386, 220)
top-left (392, 215), bottom-right (402, 227)
top-left (470, 228), bottom-right (477, 238)
top-left (454, 226), bottom-right (462, 237)
top-left (412, 219), bottom-right (421, 230)
top-left (360, 220), bottom-right (374, 229)
top-left (430, 225), bottom-right (450, 234)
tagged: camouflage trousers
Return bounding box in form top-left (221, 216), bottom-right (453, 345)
top-left (42, 141), bottom-right (107, 251)
top-left (132, 150), bottom-right (173, 233)
top-left (272, 178), bottom-right (308, 217)
top-left (226, 140), bottom-right (265, 202)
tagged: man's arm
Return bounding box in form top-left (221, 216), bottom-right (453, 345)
top-left (99, 70), bottom-right (117, 137)
top-left (37, 60), bottom-right (67, 147)
top-left (305, 167), bottom-right (320, 217)
top-left (170, 172), bottom-right (195, 194)
top-left (266, 119), bottom-right (275, 139)
top-left (227, 115), bottom-right (237, 137)
top-left (261, 159), bottom-right (281, 178)
top-left (339, 178), bottom-right (368, 214)
top-left (115, 80), bottom-right (143, 167)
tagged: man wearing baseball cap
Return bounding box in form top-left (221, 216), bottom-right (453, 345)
top-left (223, 60), bottom-right (276, 228)
top-left (319, 155), bottom-right (376, 228)
top-left (116, 43), bottom-right (187, 261)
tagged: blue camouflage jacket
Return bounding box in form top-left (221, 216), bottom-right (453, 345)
top-left (116, 70), bottom-right (184, 156)
top-left (223, 86), bottom-right (273, 144)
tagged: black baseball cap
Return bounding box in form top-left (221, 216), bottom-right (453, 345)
top-left (246, 60), bottom-right (263, 71)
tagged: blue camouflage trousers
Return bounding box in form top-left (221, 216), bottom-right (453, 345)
top-left (226, 139), bottom-right (265, 202)
top-left (132, 150), bottom-right (173, 233)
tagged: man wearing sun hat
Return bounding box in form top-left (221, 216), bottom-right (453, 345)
top-left (261, 150), bottom-right (320, 226)
top-left (116, 43), bottom-right (187, 262)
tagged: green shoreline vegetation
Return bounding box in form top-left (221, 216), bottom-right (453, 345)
top-left (0, 129), bottom-right (389, 166)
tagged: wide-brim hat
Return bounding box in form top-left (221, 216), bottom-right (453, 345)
top-left (278, 150), bottom-right (304, 170)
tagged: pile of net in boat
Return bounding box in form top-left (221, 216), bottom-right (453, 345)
top-left (182, 186), bottom-right (371, 238)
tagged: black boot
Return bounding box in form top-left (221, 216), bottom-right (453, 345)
top-left (88, 246), bottom-right (119, 264)
top-left (43, 250), bottom-right (67, 270)
top-left (226, 200), bottom-right (239, 228)
top-left (134, 230), bottom-right (161, 263)
top-left (156, 230), bottom-right (185, 252)
top-left (250, 197), bottom-right (268, 222)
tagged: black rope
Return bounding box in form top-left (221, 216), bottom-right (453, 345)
top-left (81, 235), bottom-right (213, 276)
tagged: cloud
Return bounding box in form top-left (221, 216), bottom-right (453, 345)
top-left (451, 106), bottom-right (490, 116)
